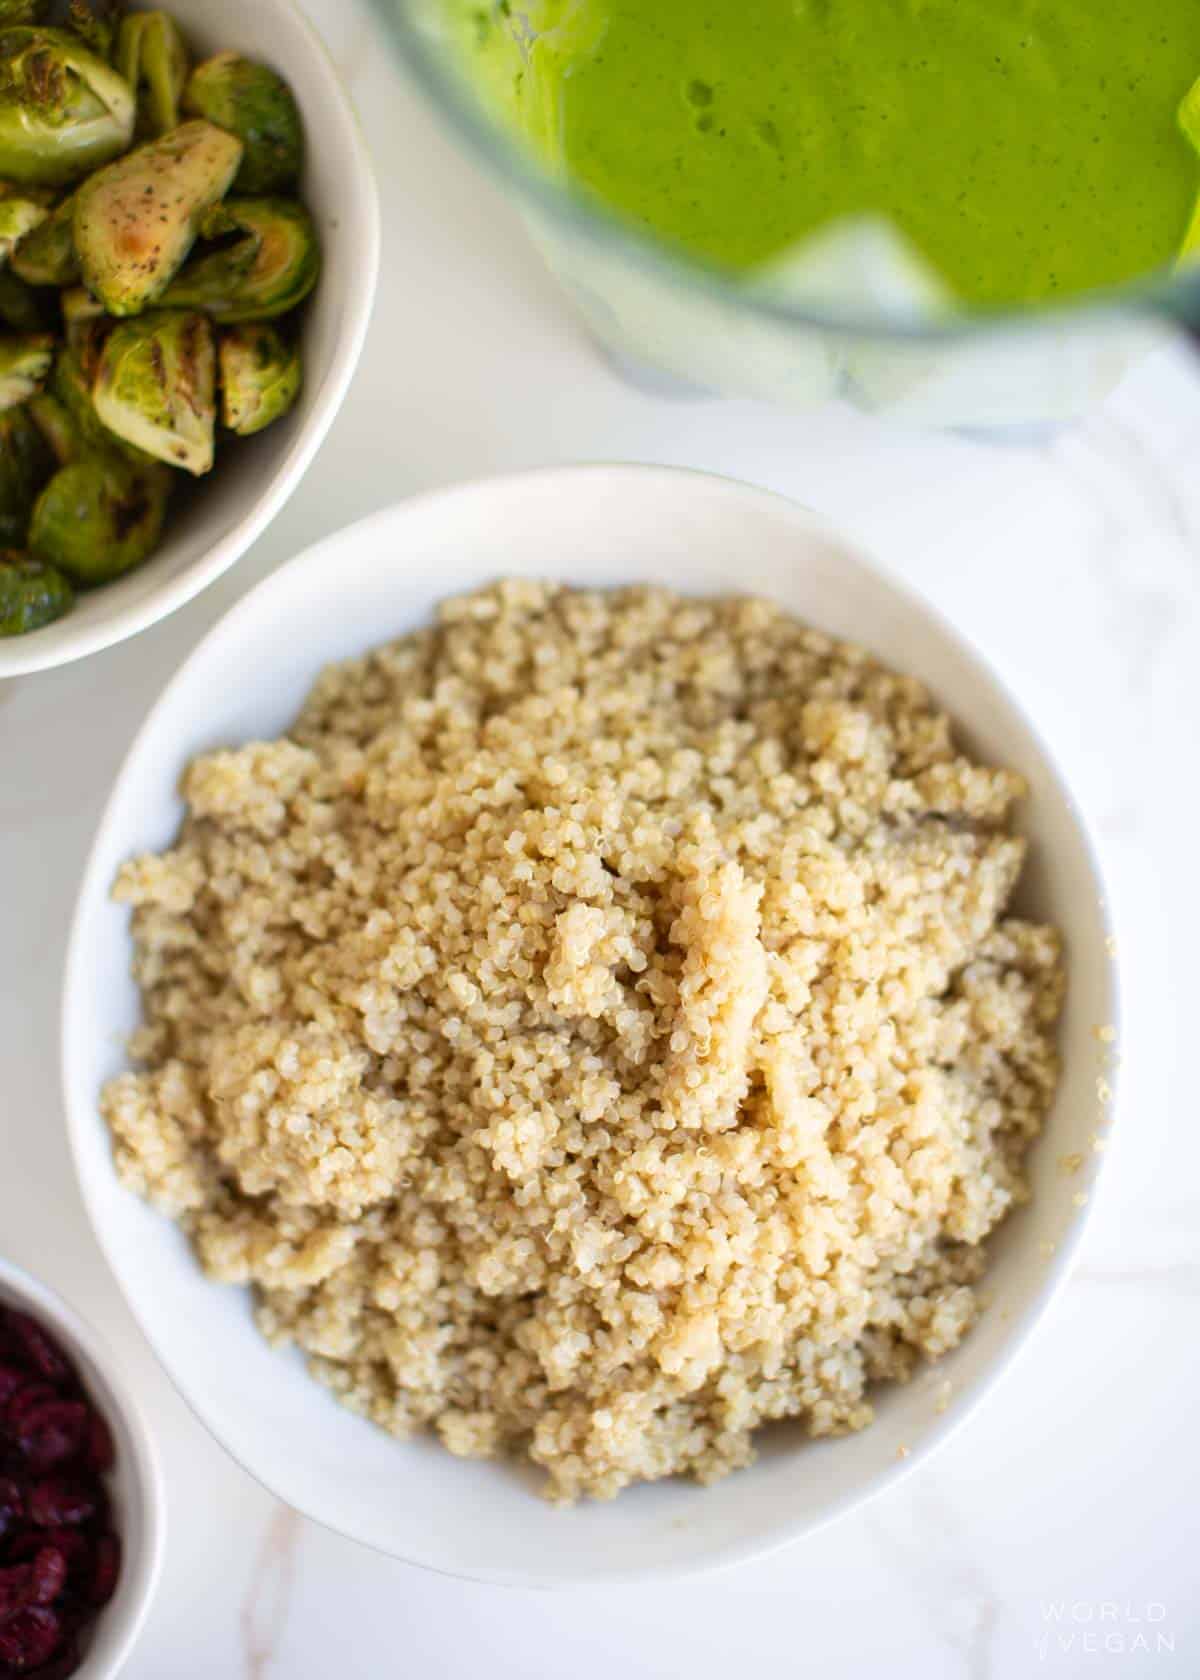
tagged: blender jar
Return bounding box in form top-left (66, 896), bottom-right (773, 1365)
top-left (367, 0), bottom-right (1199, 429)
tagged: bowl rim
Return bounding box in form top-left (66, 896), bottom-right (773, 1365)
top-left (0, 1254), bottom-right (166, 1669)
top-left (0, 0), bottom-right (382, 681)
top-left (59, 463), bottom-right (1121, 1585)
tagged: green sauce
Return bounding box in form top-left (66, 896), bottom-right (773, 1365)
top-left (449, 0), bottom-right (1200, 307)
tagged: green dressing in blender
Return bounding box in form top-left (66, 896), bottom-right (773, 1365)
top-left (447, 0), bottom-right (1200, 307)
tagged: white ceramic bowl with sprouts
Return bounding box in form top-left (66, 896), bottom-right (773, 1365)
top-left (62, 465), bottom-right (1119, 1584)
top-left (0, 0), bottom-right (379, 679)
top-left (0, 1255), bottom-right (164, 1676)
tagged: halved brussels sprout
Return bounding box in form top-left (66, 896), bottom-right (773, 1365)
top-left (117, 10), bottom-right (188, 138)
top-left (218, 321), bottom-right (300, 435)
top-left (53, 0), bottom-right (118, 60)
top-left (30, 451), bottom-right (169, 582)
top-left (0, 262), bottom-right (50, 327)
top-left (59, 279), bottom-right (102, 340)
top-left (161, 196), bottom-right (319, 323)
top-left (48, 339), bottom-right (107, 441)
top-left (0, 329), bottom-right (52, 407)
top-left (8, 190), bottom-right (77, 283)
top-left (74, 117), bottom-right (243, 315)
top-left (60, 281), bottom-right (107, 377)
top-left (94, 308), bottom-right (215, 474)
top-left (184, 50), bottom-right (303, 193)
top-left (48, 339), bottom-right (163, 468)
top-left (27, 387), bottom-right (76, 460)
top-left (0, 549), bottom-right (73, 634)
top-left (0, 3), bottom-right (44, 24)
top-left (0, 192), bottom-right (48, 262)
top-left (0, 26), bottom-right (134, 185)
top-left (0, 401), bottom-right (54, 543)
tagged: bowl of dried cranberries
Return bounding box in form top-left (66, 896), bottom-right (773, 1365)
top-left (0, 1259), bottom-right (162, 1678)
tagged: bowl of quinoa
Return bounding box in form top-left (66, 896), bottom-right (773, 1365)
top-left (63, 466), bottom-right (1118, 1583)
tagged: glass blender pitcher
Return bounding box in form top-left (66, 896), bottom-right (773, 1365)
top-left (366, 0), bottom-right (1199, 430)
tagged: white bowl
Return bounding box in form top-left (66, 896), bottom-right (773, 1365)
top-left (62, 465), bottom-right (1119, 1585)
top-left (0, 0), bottom-right (379, 679)
top-left (0, 1256), bottom-right (165, 1676)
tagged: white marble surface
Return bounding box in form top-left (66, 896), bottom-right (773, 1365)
top-left (2, 1), bottom-right (1198, 1673)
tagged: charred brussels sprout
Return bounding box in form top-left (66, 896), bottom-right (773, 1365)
top-left (0, 549), bottom-right (72, 633)
top-left (183, 50), bottom-right (302, 193)
top-left (0, 192), bottom-right (48, 261)
top-left (0, 26), bottom-right (134, 185)
top-left (218, 321), bottom-right (299, 435)
top-left (48, 341), bottom-right (161, 465)
top-left (8, 190), bottom-right (77, 283)
top-left (0, 329), bottom-right (52, 406)
top-left (74, 118), bottom-right (243, 315)
top-left (94, 308), bottom-right (215, 473)
top-left (161, 196), bottom-right (319, 322)
top-left (61, 288), bottom-right (106, 375)
top-left (27, 387), bottom-right (76, 460)
top-left (116, 10), bottom-right (188, 138)
top-left (59, 279), bottom-right (102, 341)
top-left (30, 451), bottom-right (169, 582)
top-left (53, 0), bottom-right (119, 60)
top-left (0, 401), bottom-right (54, 542)
top-left (48, 339), bottom-right (108, 440)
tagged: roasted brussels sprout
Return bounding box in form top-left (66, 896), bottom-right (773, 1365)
top-left (0, 401), bottom-right (54, 542)
top-left (161, 196), bottom-right (319, 323)
top-left (8, 190), bottom-right (77, 283)
top-left (48, 338), bottom-right (106, 437)
top-left (94, 308), bottom-right (214, 473)
top-left (117, 10), bottom-right (188, 138)
top-left (75, 118), bottom-right (243, 315)
top-left (53, 0), bottom-right (119, 60)
top-left (48, 339), bottom-right (160, 466)
top-left (0, 329), bottom-right (52, 406)
top-left (184, 50), bottom-right (303, 193)
top-left (0, 549), bottom-right (72, 633)
top-left (59, 279), bottom-right (102, 340)
top-left (0, 15), bottom-right (324, 629)
top-left (30, 451), bottom-right (169, 582)
top-left (0, 262), bottom-right (50, 327)
top-left (27, 387), bottom-right (75, 459)
top-left (0, 191), bottom-right (48, 261)
top-left (62, 289), bottom-right (108, 379)
top-left (0, 26), bottom-right (134, 185)
top-left (218, 321), bottom-right (299, 435)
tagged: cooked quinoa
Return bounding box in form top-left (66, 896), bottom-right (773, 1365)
top-left (102, 581), bottom-right (1064, 1502)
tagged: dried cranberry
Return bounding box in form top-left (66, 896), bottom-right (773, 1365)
top-left (0, 1560), bottom-right (33, 1615)
top-left (79, 1410), bottom-right (114, 1476)
top-left (0, 1364), bottom-right (26, 1407)
top-left (3, 1528), bottom-right (88, 1581)
top-left (0, 1604), bottom-right (65, 1671)
top-left (0, 1309), bottom-right (120, 1671)
top-left (3, 1383), bottom-right (56, 1438)
top-left (16, 1403), bottom-right (88, 1476)
top-left (27, 1478), bottom-right (96, 1529)
top-left (0, 1475), bottom-right (23, 1540)
top-left (87, 1532), bottom-right (120, 1608)
top-left (29, 1544), bottom-right (68, 1606)
top-left (2, 1314), bottom-right (71, 1385)
top-left (28, 1632), bottom-right (81, 1680)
